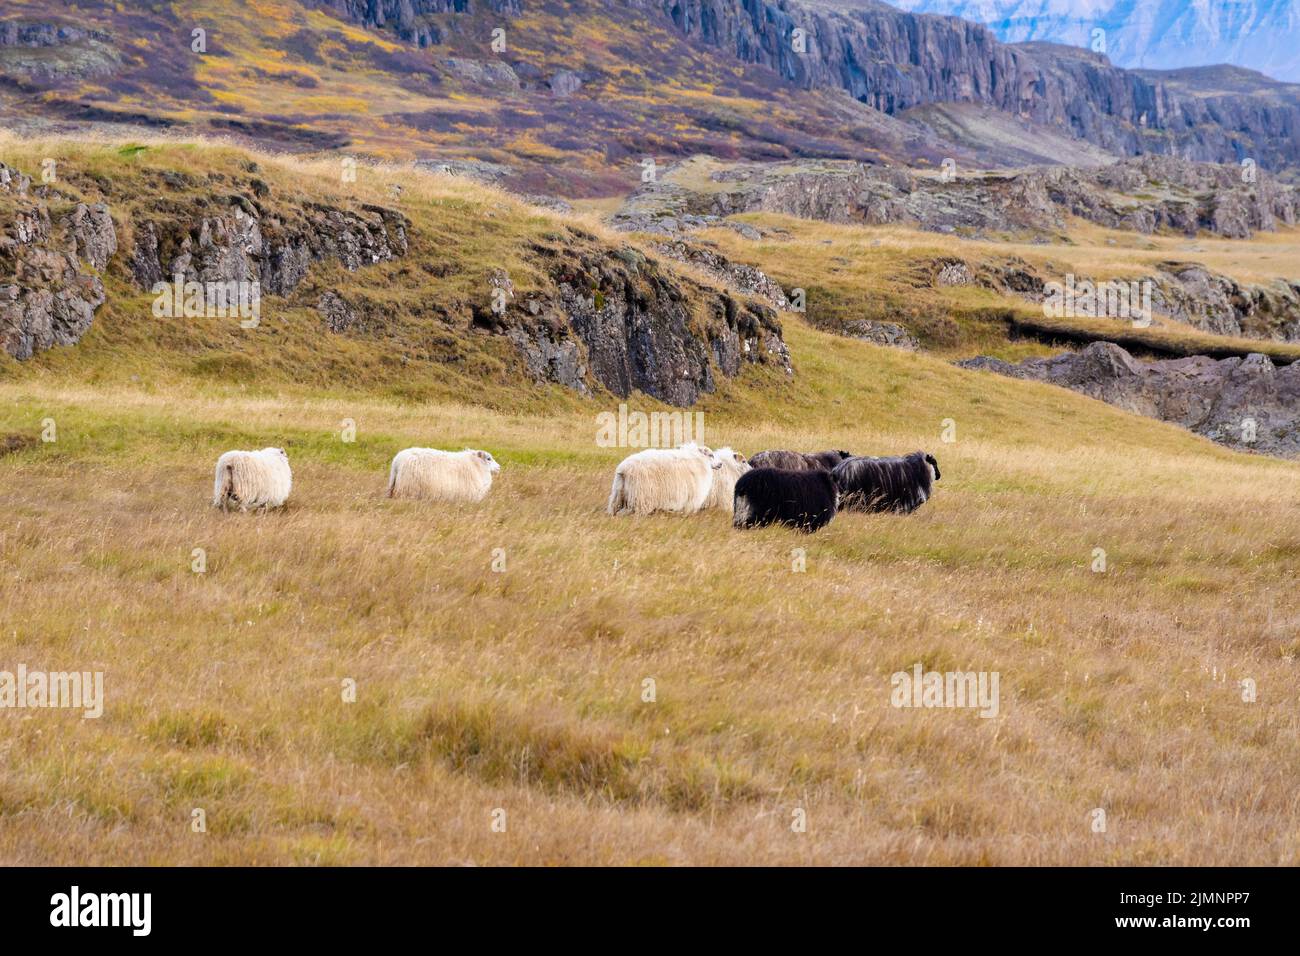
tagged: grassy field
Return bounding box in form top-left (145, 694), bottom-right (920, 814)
top-left (2, 137), bottom-right (1298, 865)
top-left (3, 316), bottom-right (1298, 865)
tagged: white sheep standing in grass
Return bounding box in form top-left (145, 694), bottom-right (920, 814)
top-left (213, 447), bottom-right (292, 511)
top-left (703, 447), bottom-right (750, 513)
top-left (606, 442), bottom-right (721, 516)
top-left (387, 448), bottom-right (501, 502)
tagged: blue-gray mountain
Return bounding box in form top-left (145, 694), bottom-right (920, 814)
top-left (888, 0), bottom-right (1300, 83)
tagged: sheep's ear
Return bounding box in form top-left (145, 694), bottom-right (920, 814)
top-left (734, 452), bottom-right (746, 464)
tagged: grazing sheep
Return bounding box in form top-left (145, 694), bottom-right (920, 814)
top-left (749, 449), bottom-right (852, 471)
top-left (703, 447), bottom-right (751, 512)
top-left (213, 447), bottom-right (292, 511)
top-left (732, 467), bottom-right (839, 533)
top-left (607, 443), bottom-right (720, 516)
top-left (387, 448), bottom-right (501, 503)
top-left (832, 451), bottom-right (939, 514)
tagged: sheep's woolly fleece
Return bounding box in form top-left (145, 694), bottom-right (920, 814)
top-left (607, 443), bottom-right (719, 516)
top-left (213, 447), bottom-right (292, 510)
top-left (387, 448), bottom-right (501, 503)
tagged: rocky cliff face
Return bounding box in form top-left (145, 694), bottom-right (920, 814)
top-left (473, 238), bottom-right (791, 406)
top-left (0, 18), bottom-right (120, 80)
top-left (649, 0), bottom-right (1300, 170)
top-left (0, 162), bottom-right (115, 361)
top-left (308, 0), bottom-right (522, 46)
top-left (960, 342), bottom-right (1300, 456)
top-left (128, 199), bottom-right (410, 296)
top-left (297, 0), bottom-right (1300, 170)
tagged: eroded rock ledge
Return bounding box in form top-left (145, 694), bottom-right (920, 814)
top-left (615, 156), bottom-right (1299, 240)
top-left (960, 342), bottom-right (1300, 456)
top-left (472, 240), bottom-right (791, 407)
top-left (0, 162), bottom-right (115, 360)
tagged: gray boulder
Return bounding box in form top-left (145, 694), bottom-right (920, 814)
top-left (960, 341), bottom-right (1300, 456)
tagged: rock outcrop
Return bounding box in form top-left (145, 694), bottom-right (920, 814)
top-left (477, 241), bottom-right (791, 406)
top-left (960, 342), bottom-right (1300, 456)
top-left (650, 239), bottom-right (790, 310)
top-left (316, 290), bottom-right (359, 333)
top-left (473, 240), bottom-right (785, 405)
top-left (3, 155), bottom-right (786, 404)
top-left (129, 200), bottom-right (409, 296)
top-left (1147, 265), bottom-right (1300, 341)
top-left (844, 320), bottom-right (919, 350)
top-left (1, 162), bottom-right (116, 361)
top-left (2, 156), bottom-right (408, 360)
top-left (615, 156), bottom-right (1299, 239)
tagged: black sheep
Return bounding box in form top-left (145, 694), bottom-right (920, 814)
top-left (832, 451), bottom-right (939, 515)
top-left (732, 467), bottom-right (839, 533)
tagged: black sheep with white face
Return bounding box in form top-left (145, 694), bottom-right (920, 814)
top-left (732, 467), bottom-right (839, 533)
top-left (832, 451), bottom-right (939, 515)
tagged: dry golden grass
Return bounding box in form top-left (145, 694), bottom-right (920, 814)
top-left (3, 317), bottom-right (1299, 865)
top-left (2, 133), bottom-right (1298, 865)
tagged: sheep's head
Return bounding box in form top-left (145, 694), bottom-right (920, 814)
top-left (474, 450), bottom-right (501, 474)
top-left (713, 447), bottom-right (749, 478)
top-left (677, 442), bottom-right (720, 468)
top-left (924, 453), bottom-right (940, 482)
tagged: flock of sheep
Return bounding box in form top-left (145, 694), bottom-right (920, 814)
top-left (606, 443), bottom-right (939, 532)
top-left (212, 443), bottom-right (940, 533)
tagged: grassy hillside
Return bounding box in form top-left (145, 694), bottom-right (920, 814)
top-left (688, 214), bottom-right (1300, 363)
top-left (2, 139), bottom-right (1299, 864)
top-left (0, 134), bottom-right (786, 411)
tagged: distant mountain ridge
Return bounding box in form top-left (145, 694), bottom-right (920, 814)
top-left (2, 0), bottom-right (1300, 186)
top-left (645, 0), bottom-right (1300, 169)
top-left (300, 0), bottom-right (1300, 170)
top-left (888, 0), bottom-right (1300, 82)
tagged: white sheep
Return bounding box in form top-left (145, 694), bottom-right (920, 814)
top-left (387, 448), bottom-right (501, 502)
top-left (703, 447), bottom-right (750, 513)
top-left (213, 447), bottom-right (292, 511)
top-left (606, 442), bottom-right (720, 516)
